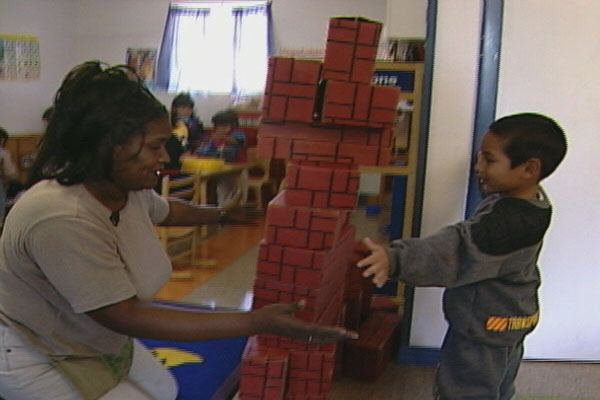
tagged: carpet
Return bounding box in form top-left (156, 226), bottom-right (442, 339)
top-left (140, 301), bottom-right (247, 400)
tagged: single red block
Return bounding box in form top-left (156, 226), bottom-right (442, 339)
top-left (275, 227), bottom-right (309, 248)
top-left (342, 311), bottom-right (402, 381)
top-left (283, 189), bottom-right (312, 207)
top-left (369, 108), bottom-right (397, 125)
top-left (296, 165), bottom-right (333, 191)
top-left (323, 41), bottom-right (354, 73)
top-left (312, 192), bottom-right (329, 209)
top-left (323, 80), bottom-right (355, 104)
top-left (257, 136), bottom-right (275, 158)
top-left (329, 193), bottom-right (357, 208)
top-left (371, 85), bottom-right (401, 109)
top-left (267, 96), bottom-right (287, 121)
top-left (286, 97), bottom-right (315, 123)
top-left (291, 59), bottom-right (322, 84)
top-left (352, 84), bottom-right (372, 121)
top-left (326, 24), bottom-right (357, 42)
top-left (354, 43), bottom-right (377, 59)
top-left (287, 83), bottom-right (318, 99)
top-left (274, 137), bottom-right (293, 159)
top-left (356, 20), bottom-right (382, 45)
top-left (272, 57), bottom-right (294, 81)
top-left (351, 57), bottom-right (376, 84)
top-left (292, 140), bottom-right (338, 158)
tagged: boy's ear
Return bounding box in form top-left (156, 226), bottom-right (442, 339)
top-left (523, 157), bottom-right (542, 180)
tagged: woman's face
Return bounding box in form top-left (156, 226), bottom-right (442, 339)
top-left (111, 116), bottom-right (171, 191)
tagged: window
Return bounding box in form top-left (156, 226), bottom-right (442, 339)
top-left (156, 1), bottom-right (271, 95)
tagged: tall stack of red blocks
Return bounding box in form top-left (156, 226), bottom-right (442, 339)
top-left (239, 16), bottom-right (400, 399)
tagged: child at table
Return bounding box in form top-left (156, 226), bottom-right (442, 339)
top-left (195, 110), bottom-right (247, 206)
top-left (170, 93), bottom-right (204, 152)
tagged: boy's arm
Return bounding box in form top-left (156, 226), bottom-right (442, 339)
top-left (358, 226), bottom-right (473, 288)
top-left (358, 197), bottom-right (551, 288)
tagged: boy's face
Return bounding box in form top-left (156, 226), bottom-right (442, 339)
top-left (213, 124), bottom-right (233, 138)
top-left (474, 131), bottom-right (535, 198)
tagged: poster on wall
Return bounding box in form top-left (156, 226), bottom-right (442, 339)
top-left (0, 34), bottom-right (40, 81)
top-left (126, 48), bottom-right (157, 87)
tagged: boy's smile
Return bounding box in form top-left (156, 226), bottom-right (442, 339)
top-left (474, 131), bottom-right (538, 199)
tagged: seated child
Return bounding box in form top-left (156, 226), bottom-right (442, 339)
top-left (170, 93), bottom-right (204, 151)
top-left (195, 110), bottom-right (247, 206)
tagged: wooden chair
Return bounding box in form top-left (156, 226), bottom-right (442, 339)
top-left (246, 147), bottom-right (277, 212)
top-left (156, 172), bottom-right (206, 278)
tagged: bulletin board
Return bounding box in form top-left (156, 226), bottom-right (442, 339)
top-left (0, 34), bottom-right (40, 81)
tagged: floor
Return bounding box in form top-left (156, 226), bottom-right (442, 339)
top-left (154, 214), bottom-right (600, 400)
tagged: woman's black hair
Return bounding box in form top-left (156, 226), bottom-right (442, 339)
top-left (170, 92), bottom-right (195, 127)
top-left (27, 61), bottom-right (167, 187)
top-left (0, 126), bottom-right (8, 145)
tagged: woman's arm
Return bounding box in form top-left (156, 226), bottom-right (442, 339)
top-left (87, 296), bottom-right (357, 344)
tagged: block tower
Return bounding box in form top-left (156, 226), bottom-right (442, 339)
top-left (239, 17), bottom-right (400, 399)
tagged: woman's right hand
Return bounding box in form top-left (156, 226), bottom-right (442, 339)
top-left (252, 301), bottom-right (358, 344)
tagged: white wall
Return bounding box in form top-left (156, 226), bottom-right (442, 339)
top-left (408, 0), bottom-right (482, 348)
top-left (0, 0), bottom-right (386, 132)
top-left (0, 0), bottom-right (78, 133)
top-left (497, 0), bottom-right (600, 360)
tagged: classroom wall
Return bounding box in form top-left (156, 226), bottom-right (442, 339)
top-left (407, 0), bottom-right (482, 349)
top-left (0, 0), bottom-right (78, 133)
top-left (408, 0), bottom-right (600, 360)
top-left (496, 0), bottom-right (600, 360)
top-left (0, 0), bottom-right (385, 132)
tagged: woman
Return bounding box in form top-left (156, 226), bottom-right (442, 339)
top-left (0, 61), bottom-right (355, 400)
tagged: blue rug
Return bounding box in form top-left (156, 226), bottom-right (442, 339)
top-left (140, 301), bottom-right (248, 400)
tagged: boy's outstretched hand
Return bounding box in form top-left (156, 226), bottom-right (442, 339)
top-left (254, 300), bottom-right (358, 344)
top-left (356, 237), bottom-right (390, 288)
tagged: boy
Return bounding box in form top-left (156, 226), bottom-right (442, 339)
top-left (357, 113), bottom-right (567, 400)
top-left (195, 109), bottom-right (247, 206)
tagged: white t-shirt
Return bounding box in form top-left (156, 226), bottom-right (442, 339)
top-left (0, 180), bottom-right (171, 356)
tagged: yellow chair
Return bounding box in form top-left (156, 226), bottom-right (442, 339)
top-left (246, 147), bottom-right (277, 212)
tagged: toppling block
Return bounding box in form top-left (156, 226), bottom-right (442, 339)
top-left (239, 337), bottom-right (289, 400)
top-left (257, 224), bottom-right (355, 288)
top-left (264, 191), bottom-right (351, 250)
top-left (342, 311), bottom-right (402, 381)
top-left (344, 242), bottom-right (374, 330)
top-left (281, 162), bottom-right (359, 209)
top-left (258, 134), bottom-right (391, 166)
top-left (320, 80), bottom-right (400, 127)
top-left (263, 57), bottom-right (322, 123)
top-left (258, 122), bottom-right (393, 148)
top-left (322, 17), bottom-right (382, 84)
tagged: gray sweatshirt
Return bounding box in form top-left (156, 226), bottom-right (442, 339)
top-left (387, 189), bottom-right (552, 346)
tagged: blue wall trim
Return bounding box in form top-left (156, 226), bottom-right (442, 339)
top-left (397, 346), bottom-right (440, 366)
top-left (465, 0), bottom-right (504, 217)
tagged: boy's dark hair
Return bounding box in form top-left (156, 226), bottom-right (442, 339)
top-left (170, 93), bottom-right (195, 127)
top-left (0, 126), bottom-right (8, 140)
top-left (489, 112), bottom-right (567, 180)
top-left (28, 60), bottom-right (167, 187)
top-left (211, 109), bottom-right (239, 128)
